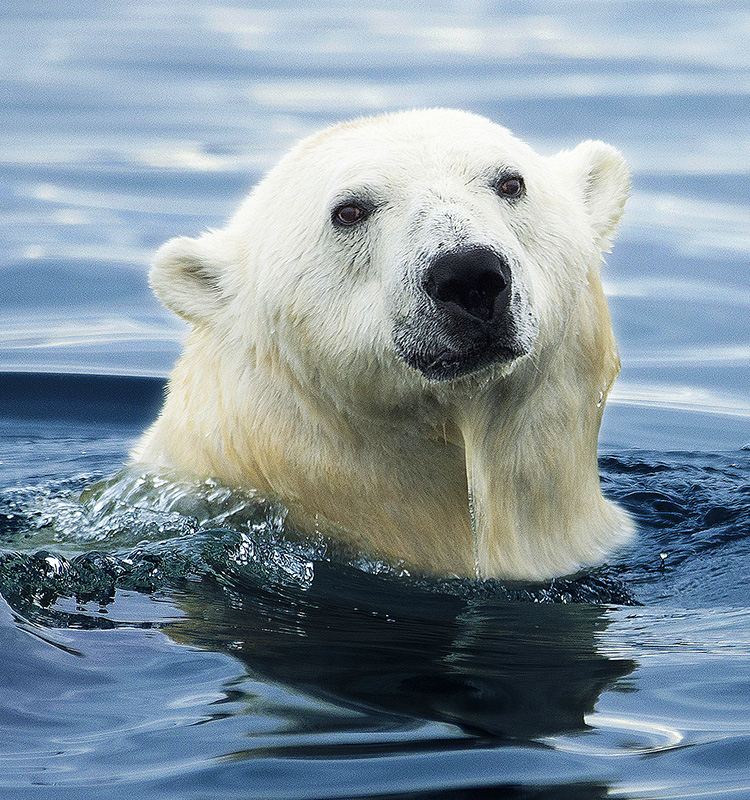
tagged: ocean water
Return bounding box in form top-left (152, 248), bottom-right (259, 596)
top-left (1, 1), bottom-right (749, 798)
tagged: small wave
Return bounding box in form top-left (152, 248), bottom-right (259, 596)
top-left (600, 450), bottom-right (750, 606)
top-left (0, 466), bottom-right (638, 627)
top-left (2, 448), bottom-right (749, 620)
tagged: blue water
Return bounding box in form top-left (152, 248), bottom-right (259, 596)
top-left (1, 1), bottom-right (750, 798)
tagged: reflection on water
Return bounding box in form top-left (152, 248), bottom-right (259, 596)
top-left (168, 564), bottom-right (636, 743)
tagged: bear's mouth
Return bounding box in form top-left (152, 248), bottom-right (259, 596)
top-left (391, 299), bottom-right (535, 382)
top-left (404, 339), bottom-right (530, 382)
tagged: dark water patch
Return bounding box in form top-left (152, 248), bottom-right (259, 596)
top-left (598, 450), bottom-right (750, 605)
top-left (0, 371), bottom-right (166, 424)
top-left (163, 562), bottom-right (638, 742)
top-left (360, 786), bottom-right (610, 800)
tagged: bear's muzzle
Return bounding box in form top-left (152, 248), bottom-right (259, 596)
top-left (394, 245), bottom-right (530, 382)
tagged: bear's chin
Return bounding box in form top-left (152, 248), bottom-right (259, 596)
top-left (398, 339), bottom-right (531, 382)
top-left (392, 299), bottom-right (536, 383)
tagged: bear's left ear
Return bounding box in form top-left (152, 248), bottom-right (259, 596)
top-left (554, 140), bottom-right (631, 251)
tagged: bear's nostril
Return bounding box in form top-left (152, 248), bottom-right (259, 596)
top-left (423, 247), bottom-right (510, 323)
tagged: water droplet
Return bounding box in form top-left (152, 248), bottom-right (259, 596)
top-left (467, 484), bottom-right (481, 580)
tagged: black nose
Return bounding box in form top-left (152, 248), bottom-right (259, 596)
top-left (422, 247), bottom-right (511, 323)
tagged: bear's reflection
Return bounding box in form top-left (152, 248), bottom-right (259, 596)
top-left (168, 560), bottom-right (635, 740)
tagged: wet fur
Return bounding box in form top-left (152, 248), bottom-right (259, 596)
top-left (133, 109), bottom-right (634, 579)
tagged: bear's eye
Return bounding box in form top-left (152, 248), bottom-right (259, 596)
top-left (495, 174), bottom-right (525, 200)
top-left (332, 203), bottom-right (369, 227)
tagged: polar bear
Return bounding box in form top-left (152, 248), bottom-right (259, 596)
top-left (132, 108), bottom-right (634, 581)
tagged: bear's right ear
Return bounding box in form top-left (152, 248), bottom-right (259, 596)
top-left (149, 232), bottom-right (230, 324)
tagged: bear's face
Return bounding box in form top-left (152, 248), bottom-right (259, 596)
top-left (152, 109), bottom-right (628, 402)
top-left (317, 119), bottom-right (541, 384)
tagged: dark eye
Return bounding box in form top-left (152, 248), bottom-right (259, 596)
top-left (496, 175), bottom-right (525, 200)
top-left (332, 203), bottom-right (369, 227)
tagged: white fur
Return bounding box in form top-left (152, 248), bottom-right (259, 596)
top-left (132, 108), bottom-right (634, 580)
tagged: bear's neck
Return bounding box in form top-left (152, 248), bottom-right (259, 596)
top-left (454, 362), bottom-right (621, 580)
top-left (452, 279), bottom-right (632, 580)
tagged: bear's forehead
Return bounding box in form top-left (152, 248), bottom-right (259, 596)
top-left (291, 109), bottom-right (538, 178)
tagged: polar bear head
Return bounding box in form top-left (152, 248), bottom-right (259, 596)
top-left (136, 109), bottom-right (633, 580)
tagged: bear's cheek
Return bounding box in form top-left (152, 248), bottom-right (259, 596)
top-left (506, 217), bottom-right (599, 339)
top-left (272, 277), bottom-right (395, 378)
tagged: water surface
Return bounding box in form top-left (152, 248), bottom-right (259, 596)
top-left (1, 2), bottom-right (750, 798)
